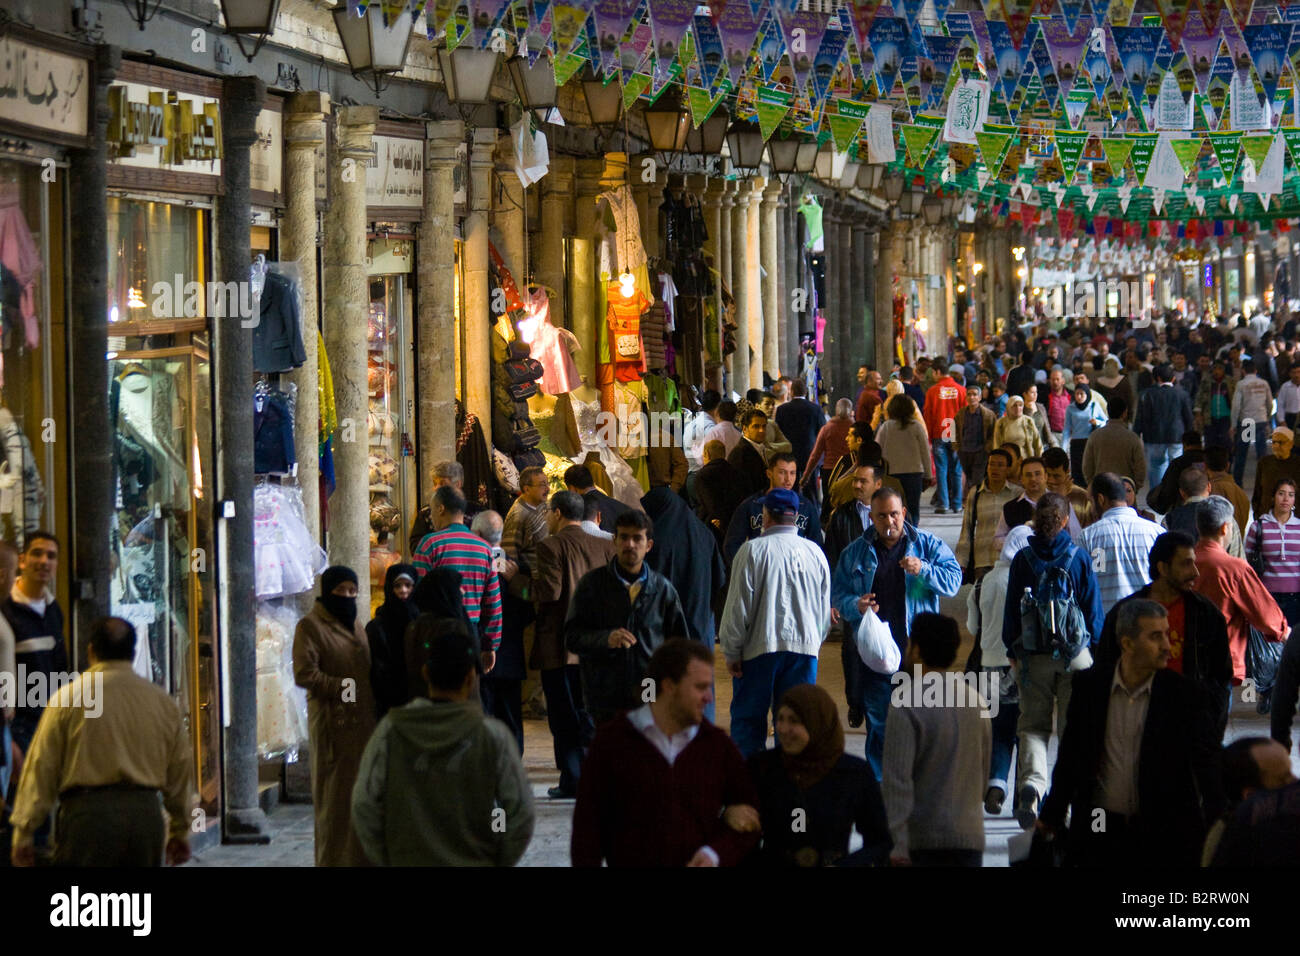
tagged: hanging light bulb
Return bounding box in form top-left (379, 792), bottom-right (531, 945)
top-left (619, 270), bottom-right (635, 298)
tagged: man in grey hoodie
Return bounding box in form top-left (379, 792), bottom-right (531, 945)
top-left (351, 618), bottom-right (535, 866)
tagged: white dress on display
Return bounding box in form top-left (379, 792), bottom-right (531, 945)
top-left (569, 394), bottom-right (643, 509)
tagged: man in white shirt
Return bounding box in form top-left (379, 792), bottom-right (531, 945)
top-left (720, 489), bottom-right (831, 758)
top-left (1077, 473), bottom-right (1163, 614)
top-left (684, 390), bottom-right (722, 474)
top-left (1277, 364), bottom-right (1300, 429)
top-left (703, 400), bottom-right (743, 456)
top-left (1230, 359), bottom-right (1276, 486)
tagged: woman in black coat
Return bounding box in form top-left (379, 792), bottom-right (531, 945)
top-left (365, 563), bottom-right (419, 718)
top-left (744, 684), bottom-right (892, 866)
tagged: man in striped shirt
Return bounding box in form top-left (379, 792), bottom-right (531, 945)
top-left (412, 485), bottom-right (503, 665)
top-left (1077, 472), bottom-right (1163, 615)
top-left (504, 466), bottom-right (553, 588)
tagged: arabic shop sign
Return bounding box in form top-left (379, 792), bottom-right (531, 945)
top-left (0, 35), bottom-right (89, 142)
top-left (107, 83), bottom-right (222, 169)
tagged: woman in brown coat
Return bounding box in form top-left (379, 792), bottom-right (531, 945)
top-left (293, 565), bottom-right (377, 866)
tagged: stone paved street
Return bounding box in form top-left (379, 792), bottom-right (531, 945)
top-left (189, 473), bottom-right (1298, 867)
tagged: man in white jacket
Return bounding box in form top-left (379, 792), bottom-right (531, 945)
top-left (720, 488), bottom-right (831, 758)
top-left (1230, 359), bottom-right (1276, 486)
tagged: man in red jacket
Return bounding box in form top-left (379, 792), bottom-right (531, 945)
top-left (571, 639), bottom-right (759, 867)
top-left (923, 365), bottom-right (968, 514)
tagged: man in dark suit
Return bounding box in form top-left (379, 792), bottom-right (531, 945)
top-left (727, 408), bottom-right (770, 498)
top-left (696, 440), bottom-right (746, 544)
top-left (564, 464), bottom-right (628, 533)
top-left (774, 380), bottom-right (826, 483)
top-left (1038, 599), bottom-right (1224, 867)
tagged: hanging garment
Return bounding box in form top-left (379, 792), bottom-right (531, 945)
top-left (570, 394), bottom-right (642, 507)
top-left (658, 272), bottom-right (679, 330)
top-left (0, 184), bottom-right (41, 349)
top-left (254, 482), bottom-right (327, 599)
top-left (595, 184), bottom-right (648, 277)
top-left (253, 270), bottom-right (307, 373)
top-left (256, 603), bottom-right (309, 760)
top-left (0, 406), bottom-right (43, 536)
top-left (526, 291), bottom-right (582, 395)
top-left (455, 400), bottom-right (494, 512)
top-left (254, 389), bottom-right (297, 475)
top-left (641, 302), bottom-right (668, 371)
top-left (606, 287), bottom-right (650, 383)
top-left (319, 331), bottom-right (337, 455)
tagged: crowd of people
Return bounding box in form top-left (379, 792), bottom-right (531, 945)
top-left (4, 306), bottom-right (1300, 869)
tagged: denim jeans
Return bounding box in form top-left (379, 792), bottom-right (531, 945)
top-left (1144, 442), bottom-right (1183, 494)
top-left (729, 651), bottom-right (818, 758)
top-left (860, 667), bottom-right (896, 779)
top-left (932, 440), bottom-right (962, 510)
top-left (985, 667), bottom-right (1019, 794)
top-left (895, 473), bottom-right (923, 528)
top-left (1233, 424), bottom-right (1273, 486)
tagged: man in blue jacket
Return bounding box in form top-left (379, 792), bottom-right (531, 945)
top-left (723, 452), bottom-right (822, 565)
top-left (831, 486), bottom-right (962, 778)
top-left (1001, 492), bottom-right (1105, 831)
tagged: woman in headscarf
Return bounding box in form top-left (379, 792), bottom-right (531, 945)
top-left (293, 565), bottom-right (377, 867)
top-left (992, 395), bottom-right (1042, 460)
top-left (1061, 383), bottom-right (1106, 486)
top-left (740, 684), bottom-right (891, 866)
top-left (366, 563), bottom-right (418, 719)
top-left (404, 567), bottom-right (475, 703)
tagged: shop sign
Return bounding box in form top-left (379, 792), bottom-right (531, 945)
top-left (107, 83), bottom-right (222, 169)
top-left (366, 135), bottom-right (423, 208)
top-left (0, 35), bottom-right (89, 141)
top-left (250, 107), bottom-right (282, 197)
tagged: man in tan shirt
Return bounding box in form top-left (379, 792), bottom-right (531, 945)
top-left (10, 616), bottom-right (194, 867)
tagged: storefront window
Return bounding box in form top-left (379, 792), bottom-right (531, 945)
top-left (0, 161), bottom-right (60, 554)
top-left (367, 240), bottom-right (416, 610)
top-left (106, 196), bottom-right (219, 821)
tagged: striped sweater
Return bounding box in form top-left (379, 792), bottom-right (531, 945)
top-left (412, 523), bottom-right (503, 651)
top-left (1245, 512), bottom-right (1300, 595)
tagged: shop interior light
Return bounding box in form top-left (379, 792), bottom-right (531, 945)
top-left (334, 3), bottom-right (415, 98)
top-left (506, 53), bottom-right (557, 112)
top-left (1012, 245), bottom-right (1026, 260)
top-left (685, 108), bottom-right (730, 156)
top-left (642, 87), bottom-right (691, 153)
top-left (957, 283), bottom-right (966, 293)
top-left (857, 163), bottom-right (885, 191)
top-left (882, 171), bottom-right (905, 202)
top-left (618, 270), bottom-right (636, 298)
top-left (582, 70), bottom-right (624, 127)
top-left (726, 121), bottom-right (765, 174)
top-left (127, 287), bottom-right (147, 309)
top-left (437, 46), bottom-right (501, 106)
top-left (921, 194), bottom-right (942, 226)
top-left (973, 262), bottom-right (984, 274)
top-left (220, 0), bottom-right (282, 60)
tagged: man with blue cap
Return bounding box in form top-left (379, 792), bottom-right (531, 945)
top-left (719, 488), bottom-right (832, 758)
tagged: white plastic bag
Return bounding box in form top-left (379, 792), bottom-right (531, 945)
top-left (855, 609), bottom-right (901, 674)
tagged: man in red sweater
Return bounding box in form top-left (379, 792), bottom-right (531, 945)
top-left (923, 365), bottom-right (967, 514)
top-left (1193, 495), bottom-right (1290, 685)
top-left (855, 369), bottom-right (884, 424)
top-left (571, 640), bottom-right (759, 867)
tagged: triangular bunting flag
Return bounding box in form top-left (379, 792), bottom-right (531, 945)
top-left (1054, 129), bottom-right (1090, 182)
top-left (828, 100), bottom-right (869, 152)
top-left (1240, 132), bottom-right (1275, 177)
top-left (1169, 135), bottom-right (1203, 176)
top-left (902, 123), bottom-right (941, 167)
top-left (1282, 126), bottom-right (1300, 168)
top-left (975, 127), bottom-right (1014, 176)
top-left (1101, 137), bottom-right (1134, 173)
top-left (1128, 133), bottom-right (1159, 183)
top-left (755, 84), bottom-right (794, 140)
top-left (1209, 130), bottom-right (1243, 182)
top-left (687, 84), bottom-right (728, 128)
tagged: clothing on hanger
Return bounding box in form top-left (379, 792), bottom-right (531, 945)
top-left (0, 184), bottom-right (41, 349)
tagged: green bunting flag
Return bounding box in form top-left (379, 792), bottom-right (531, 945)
top-left (1100, 137), bottom-right (1134, 174)
top-left (829, 99), bottom-right (871, 152)
top-left (1169, 136), bottom-right (1203, 178)
top-left (1281, 127), bottom-right (1300, 170)
top-left (1053, 130), bottom-right (1089, 183)
top-left (1241, 134), bottom-right (1276, 176)
top-left (902, 124), bottom-right (940, 167)
top-left (622, 73), bottom-right (652, 110)
top-left (975, 126), bottom-right (1014, 177)
top-left (553, 48), bottom-right (589, 88)
top-left (1208, 131), bottom-right (1243, 184)
top-left (756, 85), bottom-right (794, 141)
top-left (687, 84), bottom-right (729, 127)
top-left (1128, 133), bottom-right (1159, 185)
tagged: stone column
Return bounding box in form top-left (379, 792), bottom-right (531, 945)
top-left (633, 153), bottom-right (665, 259)
top-left (745, 176), bottom-right (765, 387)
top-left (538, 155), bottom-right (573, 327)
top-left (821, 201), bottom-right (844, 400)
top-left (701, 177), bottom-right (726, 391)
top-left (573, 158), bottom-right (604, 383)
top-left (493, 136), bottom-right (527, 288)
top-left (464, 128), bottom-right (498, 432)
top-left (861, 226), bottom-right (878, 375)
top-left (218, 74), bottom-right (270, 842)
top-left (783, 189), bottom-right (801, 376)
top-left (324, 105), bottom-right (377, 612)
top-left (719, 180), bottom-right (736, 391)
top-left (418, 119), bottom-right (465, 501)
top-left (68, 45), bottom-right (118, 660)
top-left (838, 209), bottom-right (853, 390)
top-left (731, 180), bottom-right (751, 396)
top-left (876, 221), bottom-right (903, 373)
top-left (851, 219), bottom-right (869, 381)
top-left (282, 93), bottom-right (328, 549)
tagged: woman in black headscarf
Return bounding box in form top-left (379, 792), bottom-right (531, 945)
top-left (292, 565), bottom-right (376, 866)
top-left (401, 567), bottom-right (475, 703)
top-left (740, 683), bottom-right (891, 867)
top-left (366, 563), bottom-right (418, 718)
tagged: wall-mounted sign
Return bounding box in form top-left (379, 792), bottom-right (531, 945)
top-left (107, 83), bottom-right (222, 170)
top-left (250, 107), bottom-right (282, 198)
top-left (0, 34), bottom-right (90, 143)
top-left (366, 135), bottom-right (424, 208)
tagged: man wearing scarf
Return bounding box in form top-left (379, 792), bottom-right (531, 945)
top-left (293, 566), bottom-right (377, 866)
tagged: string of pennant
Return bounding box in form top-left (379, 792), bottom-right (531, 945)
top-left (340, 0), bottom-right (1300, 229)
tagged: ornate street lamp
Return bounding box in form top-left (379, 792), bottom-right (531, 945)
top-left (506, 53), bottom-right (557, 112)
top-left (900, 188), bottom-right (924, 217)
top-left (643, 87), bottom-right (691, 153)
top-left (582, 70), bottom-right (624, 127)
top-left (726, 121), bottom-right (765, 175)
top-left (437, 46), bottom-right (500, 105)
top-left (120, 0), bottom-right (164, 30)
top-left (220, 0), bottom-right (282, 61)
top-left (334, 3), bottom-right (415, 98)
top-left (921, 194), bottom-right (942, 226)
top-left (882, 170), bottom-right (905, 202)
top-left (686, 107), bottom-right (730, 156)
top-left (813, 142), bottom-right (847, 182)
top-left (857, 163), bottom-right (885, 191)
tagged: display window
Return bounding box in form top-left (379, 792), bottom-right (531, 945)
top-left (106, 195), bottom-right (220, 820)
top-left (367, 238), bottom-right (416, 610)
